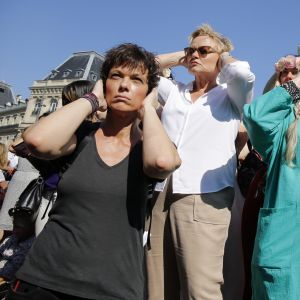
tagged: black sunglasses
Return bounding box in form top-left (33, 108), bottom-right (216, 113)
top-left (184, 46), bottom-right (217, 57)
top-left (280, 68), bottom-right (299, 76)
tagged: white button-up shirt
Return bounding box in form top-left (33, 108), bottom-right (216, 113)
top-left (157, 61), bottom-right (255, 194)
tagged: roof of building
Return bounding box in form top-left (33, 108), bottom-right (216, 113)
top-left (0, 81), bottom-right (16, 106)
top-left (43, 51), bottom-right (105, 82)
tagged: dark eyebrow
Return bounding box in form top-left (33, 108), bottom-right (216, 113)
top-left (109, 68), bottom-right (121, 73)
top-left (131, 73), bottom-right (143, 77)
top-left (131, 74), bottom-right (146, 83)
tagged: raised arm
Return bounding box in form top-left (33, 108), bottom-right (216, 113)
top-left (156, 51), bottom-right (186, 70)
top-left (23, 80), bottom-right (106, 159)
top-left (140, 89), bottom-right (181, 179)
top-left (243, 87), bottom-right (294, 161)
top-left (244, 73), bottom-right (300, 161)
top-left (218, 53), bottom-right (255, 114)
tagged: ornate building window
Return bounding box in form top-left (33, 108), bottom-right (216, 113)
top-left (32, 98), bottom-right (42, 115)
top-left (62, 69), bottom-right (72, 78)
top-left (75, 69), bottom-right (84, 78)
top-left (49, 98), bottom-right (58, 113)
top-left (49, 69), bottom-right (59, 79)
top-left (89, 72), bottom-right (97, 81)
top-left (13, 115), bottom-right (18, 124)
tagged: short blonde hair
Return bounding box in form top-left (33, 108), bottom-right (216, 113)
top-left (189, 24), bottom-right (234, 53)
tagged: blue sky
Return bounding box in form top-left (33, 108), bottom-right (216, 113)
top-left (1, 0), bottom-right (300, 99)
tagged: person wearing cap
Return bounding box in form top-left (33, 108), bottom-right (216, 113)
top-left (243, 54), bottom-right (300, 299)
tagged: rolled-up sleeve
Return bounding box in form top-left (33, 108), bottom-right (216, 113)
top-left (243, 87), bottom-right (294, 161)
top-left (218, 61), bottom-right (255, 114)
top-left (157, 76), bottom-right (177, 105)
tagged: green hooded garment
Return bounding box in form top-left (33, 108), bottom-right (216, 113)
top-left (243, 86), bottom-right (300, 300)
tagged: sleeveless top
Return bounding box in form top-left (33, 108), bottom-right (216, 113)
top-left (17, 124), bottom-right (153, 299)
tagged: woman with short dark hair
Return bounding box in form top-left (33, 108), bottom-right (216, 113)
top-left (6, 43), bottom-right (181, 300)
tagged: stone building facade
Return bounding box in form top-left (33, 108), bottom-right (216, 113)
top-left (0, 51), bottom-right (104, 144)
top-left (0, 81), bottom-right (27, 144)
top-left (20, 51), bottom-right (104, 130)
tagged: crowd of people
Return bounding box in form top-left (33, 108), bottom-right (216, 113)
top-left (0, 23), bottom-right (298, 300)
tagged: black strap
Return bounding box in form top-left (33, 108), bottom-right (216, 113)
top-left (146, 198), bottom-right (154, 250)
top-left (41, 191), bottom-right (57, 220)
top-left (247, 139), bottom-right (253, 152)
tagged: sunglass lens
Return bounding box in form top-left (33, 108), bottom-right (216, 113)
top-left (184, 48), bottom-right (192, 56)
top-left (184, 47), bottom-right (213, 56)
top-left (198, 47), bottom-right (208, 55)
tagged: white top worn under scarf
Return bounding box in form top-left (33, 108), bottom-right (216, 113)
top-left (156, 61), bottom-right (255, 194)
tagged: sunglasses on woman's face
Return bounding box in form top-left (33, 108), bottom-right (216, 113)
top-left (184, 46), bottom-right (217, 57)
top-left (281, 68), bottom-right (299, 77)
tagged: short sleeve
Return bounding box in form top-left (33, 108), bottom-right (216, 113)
top-left (158, 77), bottom-right (176, 105)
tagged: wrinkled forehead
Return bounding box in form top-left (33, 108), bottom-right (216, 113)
top-left (190, 35), bottom-right (219, 49)
top-left (111, 61), bottom-right (148, 75)
top-left (281, 67), bottom-right (298, 73)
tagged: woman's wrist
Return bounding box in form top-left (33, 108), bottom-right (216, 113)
top-left (81, 92), bottom-right (99, 114)
top-left (219, 52), bottom-right (236, 70)
top-left (281, 81), bottom-right (300, 104)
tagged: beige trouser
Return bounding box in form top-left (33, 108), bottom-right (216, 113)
top-left (146, 178), bottom-right (234, 300)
